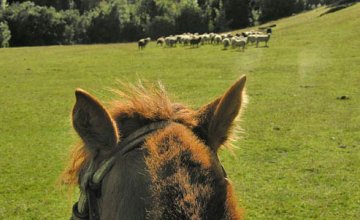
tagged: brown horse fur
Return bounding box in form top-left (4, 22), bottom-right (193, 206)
top-left (62, 76), bottom-right (247, 219)
top-left (145, 123), bottom-right (214, 219)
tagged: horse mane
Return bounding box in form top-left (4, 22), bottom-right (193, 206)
top-left (61, 142), bottom-right (88, 185)
top-left (61, 81), bottom-right (243, 186)
top-left (109, 81), bottom-right (198, 128)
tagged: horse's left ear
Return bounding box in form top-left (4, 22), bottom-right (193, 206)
top-left (72, 89), bottom-right (119, 153)
top-left (195, 76), bottom-right (246, 152)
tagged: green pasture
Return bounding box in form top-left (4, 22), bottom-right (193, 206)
top-left (1, 4), bottom-right (359, 219)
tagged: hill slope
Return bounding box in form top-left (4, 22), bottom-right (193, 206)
top-left (230, 4), bottom-right (360, 219)
top-left (0, 3), bottom-right (359, 219)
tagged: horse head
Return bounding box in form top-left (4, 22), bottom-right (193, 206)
top-left (65, 76), bottom-right (247, 219)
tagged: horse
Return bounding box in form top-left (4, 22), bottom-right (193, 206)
top-left (62, 76), bottom-right (247, 219)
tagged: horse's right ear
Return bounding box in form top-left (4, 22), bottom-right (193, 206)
top-left (72, 89), bottom-right (119, 153)
top-left (195, 76), bottom-right (246, 152)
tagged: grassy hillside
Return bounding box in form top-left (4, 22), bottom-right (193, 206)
top-left (0, 4), bottom-right (359, 219)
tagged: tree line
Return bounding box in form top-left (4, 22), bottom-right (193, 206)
top-left (0, 0), bottom-right (339, 47)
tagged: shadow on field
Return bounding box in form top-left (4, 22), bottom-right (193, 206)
top-left (320, 0), bottom-right (359, 16)
top-left (230, 50), bottom-right (245, 53)
top-left (185, 47), bottom-right (201, 50)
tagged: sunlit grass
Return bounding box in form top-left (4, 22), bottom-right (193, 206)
top-left (0, 4), bottom-right (359, 219)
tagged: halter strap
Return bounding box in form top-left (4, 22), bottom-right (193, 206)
top-left (71, 121), bottom-right (170, 220)
top-left (92, 120), bottom-right (170, 185)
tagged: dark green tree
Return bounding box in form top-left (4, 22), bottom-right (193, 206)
top-left (223, 0), bottom-right (250, 29)
top-left (176, 4), bottom-right (207, 33)
top-left (2, 2), bottom-right (68, 46)
top-left (121, 14), bottom-right (143, 41)
top-left (0, 21), bottom-right (11, 47)
top-left (147, 16), bottom-right (175, 38)
top-left (6, 0), bottom-right (72, 10)
top-left (87, 3), bottom-right (122, 43)
top-left (62, 9), bottom-right (82, 44)
top-left (259, 0), bottom-right (297, 22)
top-left (294, 0), bottom-right (305, 13)
top-left (212, 0), bottom-right (228, 32)
top-left (73, 0), bottom-right (101, 13)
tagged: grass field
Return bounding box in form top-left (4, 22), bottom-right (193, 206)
top-left (1, 4), bottom-right (360, 219)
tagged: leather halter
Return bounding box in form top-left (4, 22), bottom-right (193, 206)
top-left (71, 121), bottom-right (170, 220)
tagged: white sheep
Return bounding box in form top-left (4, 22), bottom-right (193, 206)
top-left (222, 38), bottom-right (231, 49)
top-left (156, 37), bottom-right (165, 46)
top-left (165, 36), bottom-right (177, 47)
top-left (231, 37), bottom-right (247, 51)
top-left (200, 34), bottom-right (210, 44)
top-left (209, 33), bottom-right (216, 43)
top-left (247, 34), bottom-right (257, 45)
top-left (180, 35), bottom-right (191, 46)
top-left (231, 37), bottom-right (238, 48)
top-left (256, 34), bottom-right (271, 47)
top-left (213, 35), bottom-right (222, 45)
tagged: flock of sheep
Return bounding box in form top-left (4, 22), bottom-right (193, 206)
top-left (138, 29), bottom-right (272, 51)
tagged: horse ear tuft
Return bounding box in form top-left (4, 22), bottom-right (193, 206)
top-left (72, 89), bottom-right (119, 153)
top-left (196, 76), bottom-right (246, 152)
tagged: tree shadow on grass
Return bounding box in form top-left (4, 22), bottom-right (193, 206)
top-left (230, 49), bottom-right (245, 53)
top-left (185, 46), bottom-right (201, 50)
top-left (320, 0), bottom-right (358, 16)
